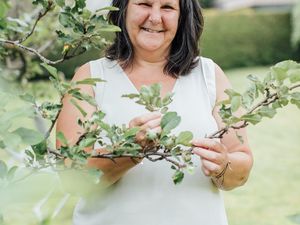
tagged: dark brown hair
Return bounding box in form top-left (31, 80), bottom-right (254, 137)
top-left (106, 0), bottom-right (204, 77)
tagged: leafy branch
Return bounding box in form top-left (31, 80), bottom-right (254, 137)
top-left (22, 60), bottom-right (300, 185)
top-left (1, 0), bottom-right (300, 199)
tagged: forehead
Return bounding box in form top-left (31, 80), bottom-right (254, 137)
top-left (130, 0), bottom-right (179, 5)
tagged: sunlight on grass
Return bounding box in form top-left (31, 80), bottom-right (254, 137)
top-left (224, 66), bottom-right (300, 225)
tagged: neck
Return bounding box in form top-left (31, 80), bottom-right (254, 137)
top-left (133, 47), bottom-right (170, 66)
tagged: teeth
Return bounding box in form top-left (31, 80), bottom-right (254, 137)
top-left (142, 28), bottom-right (162, 33)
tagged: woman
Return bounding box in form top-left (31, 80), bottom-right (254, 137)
top-left (56, 0), bottom-right (253, 224)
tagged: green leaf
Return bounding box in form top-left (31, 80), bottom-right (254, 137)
top-left (76, 78), bottom-right (105, 86)
top-left (291, 92), bottom-right (300, 101)
top-left (19, 93), bottom-right (36, 104)
top-left (291, 99), bottom-right (300, 109)
top-left (13, 128), bottom-right (44, 145)
top-left (263, 72), bottom-right (273, 85)
top-left (241, 114), bottom-right (262, 125)
top-left (274, 60), bottom-right (298, 71)
top-left (146, 130), bottom-right (157, 140)
top-left (271, 67), bottom-right (287, 83)
top-left (32, 0), bottom-right (49, 8)
top-left (2, 132), bottom-right (22, 148)
top-left (247, 74), bottom-right (260, 83)
top-left (225, 89), bottom-right (241, 98)
top-left (69, 90), bottom-right (97, 106)
top-left (172, 170), bottom-right (184, 185)
top-left (161, 112), bottom-right (181, 134)
top-left (288, 69), bottom-right (300, 83)
top-left (0, 140), bottom-right (5, 149)
top-left (231, 96), bottom-right (241, 113)
top-left (150, 83), bottom-right (161, 97)
top-left (75, 0), bottom-right (86, 10)
top-left (98, 25), bottom-right (121, 32)
top-left (0, 121), bottom-right (11, 133)
top-left (59, 12), bottom-right (75, 28)
top-left (121, 93), bottom-right (140, 99)
top-left (31, 139), bottom-right (48, 156)
top-left (7, 166), bottom-right (18, 181)
top-left (96, 6), bottom-right (119, 12)
top-left (79, 138), bottom-right (96, 148)
top-left (0, 160), bottom-right (7, 179)
top-left (162, 93), bottom-right (174, 106)
top-left (55, 0), bottom-right (65, 7)
top-left (123, 127), bottom-right (139, 139)
top-left (70, 98), bottom-right (87, 117)
top-left (176, 131), bottom-right (193, 146)
top-left (242, 91), bottom-right (254, 110)
top-left (41, 63), bottom-right (59, 80)
top-left (57, 132), bottom-right (68, 146)
top-left (0, 105), bottom-right (35, 123)
top-left (0, 1), bottom-right (9, 18)
top-left (257, 106), bottom-right (276, 119)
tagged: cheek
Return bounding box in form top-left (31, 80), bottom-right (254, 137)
top-left (127, 9), bottom-right (147, 28)
top-left (164, 14), bottom-right (179, 32)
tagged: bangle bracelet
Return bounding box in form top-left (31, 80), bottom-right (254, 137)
top-left (211, 161), bottom-right (231, 189)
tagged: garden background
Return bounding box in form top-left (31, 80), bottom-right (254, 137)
top-left (0, 0), bottom-right (300, 224)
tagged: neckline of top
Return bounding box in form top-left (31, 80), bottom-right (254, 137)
top-left (112, 60), bottom-right (180, 98)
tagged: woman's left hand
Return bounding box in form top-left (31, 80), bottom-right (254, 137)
top-left (192, 138), bottom-right (230, 177)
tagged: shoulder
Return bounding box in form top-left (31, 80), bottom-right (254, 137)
top-left (199, 57), bottom-right (232, 101)
top-left (213, 62), bottom-right (232, 102)
top-left (72, 57), bottom-right (112, 82)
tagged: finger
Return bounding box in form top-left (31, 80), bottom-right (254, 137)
top-left (201, 166), bottom-right (210, 176)
top-left (193, 147), bottom-right (222, 164)
top-left (140, 118), bottom-right (161, 130)
top-left (201, 159), bottom-right (222, 176)
top-left (129, 112), bottom-right (161, 128)
top-left (149, 126), bottom-right (162, 134)
top-left (192, 138), bottom-right (225, 153)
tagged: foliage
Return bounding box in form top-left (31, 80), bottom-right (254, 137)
top-left (291, 1), bottom-right (300, 49)
top-left (202, 9), bottom-right (295, 69)
top-left (1, 1), bottom-right (300, 224)
top-left (0, 0), bottom-right (118, 82)
top-left (199, 0), bottom-right (216, 8)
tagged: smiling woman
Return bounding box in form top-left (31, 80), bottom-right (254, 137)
top-left (56, 0), bottom-right (253, 225)
top-left (125, 0), bottom-right (180, 54)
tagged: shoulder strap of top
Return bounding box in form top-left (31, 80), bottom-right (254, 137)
top-left (199, 57), bottom-right (216, 109)
top-left (89, 58), bottom-right (107, 108)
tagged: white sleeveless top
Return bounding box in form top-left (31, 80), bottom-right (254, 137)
top-left (73, 57), bottom-right (228, 225)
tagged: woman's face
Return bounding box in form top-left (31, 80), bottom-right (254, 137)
top-left (126, 0), bottom-right (180, 55)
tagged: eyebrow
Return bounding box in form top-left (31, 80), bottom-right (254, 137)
top-left (162, 0), bottom-right (179, 8)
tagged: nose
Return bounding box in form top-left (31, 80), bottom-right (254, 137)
top-left (149, 7), bottom-right (162, 25)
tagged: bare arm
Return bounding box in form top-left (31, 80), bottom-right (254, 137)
top-left (193, 63), bottom-right (253, 190)
top-left (56, 63), bottom-right (137, 186)
top-left (56, 63), bottom-right (161, 187)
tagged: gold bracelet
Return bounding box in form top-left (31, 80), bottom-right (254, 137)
top-left (211, 161), bottom-right (231, 189)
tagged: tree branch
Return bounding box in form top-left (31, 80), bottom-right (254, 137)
top-left (17, 2), bottom-right (53, 44)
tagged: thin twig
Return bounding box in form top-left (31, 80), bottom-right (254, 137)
top-left (18, 2), bottom-right (53, 44)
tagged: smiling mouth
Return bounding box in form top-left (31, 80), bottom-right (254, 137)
top-left (141, 27), bottom-right (164, 33)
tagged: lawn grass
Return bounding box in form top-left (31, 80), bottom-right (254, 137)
top-left (1, 65), bottom-right (300, 225)
top-left (224, 66), bottom-right (300, 225)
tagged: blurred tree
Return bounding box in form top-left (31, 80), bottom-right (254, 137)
top-left (291, 1), bottom-right (300, 54)
top-left (199, 0), bottom-right (216, 8)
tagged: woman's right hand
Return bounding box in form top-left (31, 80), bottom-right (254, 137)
top-left (129, 112), bottom-right (162, 149)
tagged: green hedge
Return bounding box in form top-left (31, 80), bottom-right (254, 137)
top-left (60, 9), bottom-right (297, 78)
top-left (201, 10), bottom-right (296, 69)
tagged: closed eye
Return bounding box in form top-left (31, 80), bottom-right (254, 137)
top-left (139, 3), bottom-right (151, 7)
top-left (162, 5), bottom-right (174, 9)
